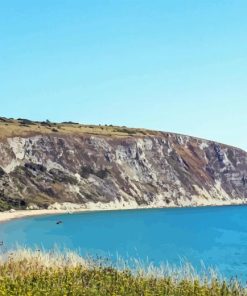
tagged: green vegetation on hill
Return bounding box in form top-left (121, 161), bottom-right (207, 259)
top-left (0, 249), bottom-right (245, 296)
top-left (0, 117), bottom-right (154, 140)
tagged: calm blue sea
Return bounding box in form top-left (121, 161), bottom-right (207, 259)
top-left (1, 205), bottom-right (247, 279)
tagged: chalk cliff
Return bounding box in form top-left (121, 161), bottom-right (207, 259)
top-left (0, 118), bottom-right (247, 211)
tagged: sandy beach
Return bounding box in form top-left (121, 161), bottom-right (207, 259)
top-left (0, 208), bottom-right (84, 223)
top-left (0, 197), bottom-right (246, 224)
top-left (0, 201), bottom-right (148, 223)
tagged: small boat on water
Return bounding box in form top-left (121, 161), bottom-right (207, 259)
top-left (56, 221), bottom-right (62, 225)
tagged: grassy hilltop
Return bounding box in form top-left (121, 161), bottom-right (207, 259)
top-left (0, 117), bottom-right (156, 140)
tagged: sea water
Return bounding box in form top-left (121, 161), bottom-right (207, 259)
top-left (1, 205), bottom-right (247, 279)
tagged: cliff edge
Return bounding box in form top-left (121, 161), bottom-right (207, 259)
top-left (0, 117), bottom-right (247, 211)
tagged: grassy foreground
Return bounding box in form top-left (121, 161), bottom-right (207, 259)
top-left (0, 249), bottom-right (245, 296)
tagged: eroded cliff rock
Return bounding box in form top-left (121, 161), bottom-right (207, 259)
top-left (0, 119), bottom-right (247, 211)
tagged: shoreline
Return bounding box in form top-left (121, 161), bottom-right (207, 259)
top-left (0, 199), bottom-right (247, 223)
top-left (0, 205), bottom-right (154, 224)
top-left (0, 204), bottom-right (150, 223)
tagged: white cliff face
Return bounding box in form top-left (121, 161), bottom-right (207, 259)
top-left (0, 132), bottom-right (247, 210)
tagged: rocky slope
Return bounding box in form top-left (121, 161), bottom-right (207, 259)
top-left (0, 118), bottom-right (247, 211)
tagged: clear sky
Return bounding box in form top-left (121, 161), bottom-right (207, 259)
top-left (0, 1), bottom-right (246, 149)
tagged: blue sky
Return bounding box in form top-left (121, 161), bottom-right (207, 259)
top-left (0, 1), bottom-right (246, 149)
